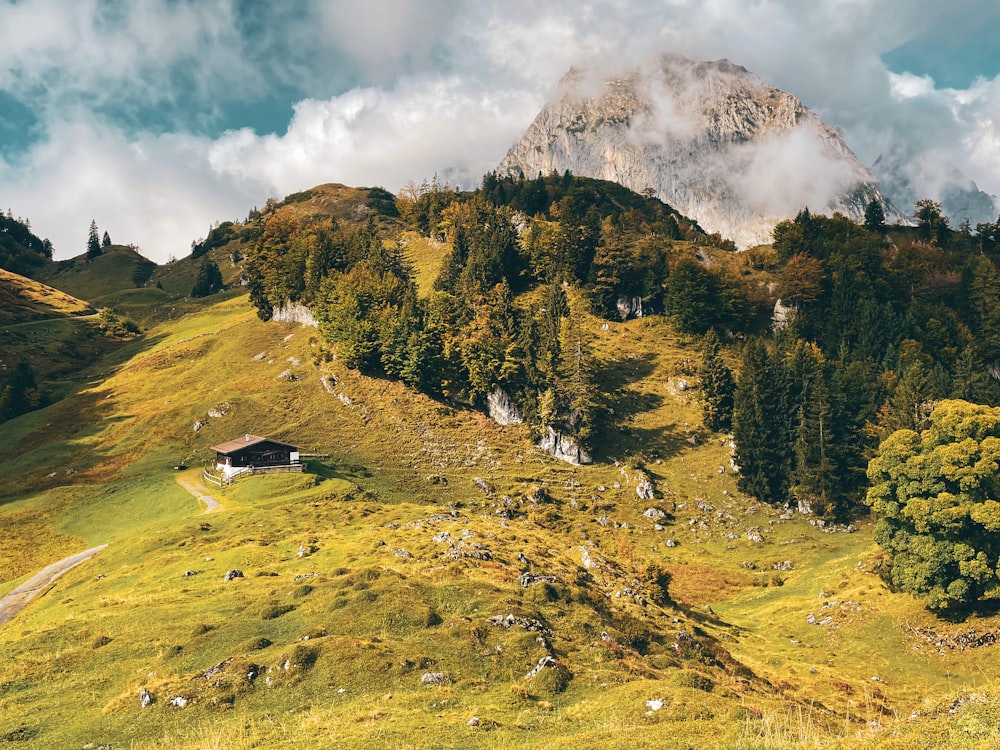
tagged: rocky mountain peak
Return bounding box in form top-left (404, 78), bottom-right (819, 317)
top-left (499, 53), bottom-right (902, 247)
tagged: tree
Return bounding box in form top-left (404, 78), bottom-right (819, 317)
top-left (864, 199), bottom-right (885, 233)
top-left (86, 220), bottom-right (101, 260)
top-left (0, 360), bottom-right (43, 423)
top-left (191, 257), bottom-right (224, 297)
top-left (732, 339), bottom-right (788, 503)
top-left (866, 400), bottom-right (1000, 611)
top-left (914, 199), bottom-right (950, 246)
top-left (698, 328), bottom-right (734, 431)
top-left (102, 230), bottom-right (112, 247)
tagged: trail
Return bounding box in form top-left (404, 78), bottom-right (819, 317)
top-left (176, 474), bottom-right (223, 514)
top-left (0, 545), bottom-right (108, 625)
top-left (3, 312), bottom-right (98, 331)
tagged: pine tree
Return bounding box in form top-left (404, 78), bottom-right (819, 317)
top-left (86, 220), bottom-right (101, 260)
top-left (732, 339), bottom-right (787, 504)
top-left (101, 230), bottom-right (112, 247)
top-left (191, 257), bottom-right (223, 297)
top-left (698, 328), bottom-right (734, 431)
top-left (863, 199), bottom-right (885, 232)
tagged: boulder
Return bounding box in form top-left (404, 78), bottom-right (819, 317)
top-left (139, 689), bottom-right (153, 708)
top-left (223, 569), bottom-right (244, 581)
top-left (420, 672), bottom-right (451, 685)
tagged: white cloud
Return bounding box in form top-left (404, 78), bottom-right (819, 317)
top-left (0, 115), bottom-right (264, 262)
top-left (209, 76), bottom-right (544, 196)
top-left (888, 71), bottom-right (937, 100)
top-left (2, 0), bottom-right (1000, 262)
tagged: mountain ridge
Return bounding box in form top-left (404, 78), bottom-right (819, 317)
top-left (499, 53), bottom-right (904, 247)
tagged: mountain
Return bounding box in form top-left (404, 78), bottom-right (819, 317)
top-left (874, 147), bottom-right (999, 228)
top-left (498, 54), bottom-right (903, 247)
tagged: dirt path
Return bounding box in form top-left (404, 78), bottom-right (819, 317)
top-left (176, 474), bottom-right (223, 514)
top-left (0, 544), bottom-right (108, 625)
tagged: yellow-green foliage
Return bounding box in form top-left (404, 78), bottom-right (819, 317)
top-left (0, 267), bottom-right (94, 324)
top-left (2, 289), bottom-right (1000, 749)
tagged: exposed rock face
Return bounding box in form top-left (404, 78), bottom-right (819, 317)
top-left (772, 298), bottom-right (798, 330)
top-left (538, 426), bottom-right (592, 465)
top-left (616, 296), bottom-right (644, 320)
top-left (271, 302), bottom-right (318, 327)
top-left (487, 387), bottom-right (523, 425)
top-left (499, 53), bottom-right (903, 248)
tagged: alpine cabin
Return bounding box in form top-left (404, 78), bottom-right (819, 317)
top-left (209, 434), bottom-right (300, 479)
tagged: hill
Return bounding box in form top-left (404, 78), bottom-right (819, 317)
top-left (0, 268), bottom-right (94, 325)
top-left (35, 245), bottom-right (157, 303)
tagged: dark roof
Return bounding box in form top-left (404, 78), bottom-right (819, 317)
top-left (209, 434), bottom-right (298, 455)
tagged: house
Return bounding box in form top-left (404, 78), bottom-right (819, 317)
top-left (209, 434), bottom-right (300, 479)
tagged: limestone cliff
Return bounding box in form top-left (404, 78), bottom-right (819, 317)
top-left (499, 54), bottom-right (902, 247)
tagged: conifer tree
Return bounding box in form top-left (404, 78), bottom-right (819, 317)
top-left (863, 199), bottom-right (885, 232)
top-left (86, 220), bottom-right (101, 260)
top-left (102, 230), bottom-right (112, 247)
top-left (732, 339), bottom-right (787, 504)
top-left (698, 328), bottom-right (734, 431)
top-left (191, 257), bottom-right (223, 297)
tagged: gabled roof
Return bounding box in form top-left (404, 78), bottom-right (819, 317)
top-left (209, 434), bottom-right (298, 455)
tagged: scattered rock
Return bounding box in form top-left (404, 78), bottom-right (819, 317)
top-left (525, 655), bottom-right (556, 679)
top-left (192, 420), bottom-right (204, 432)
top-left (253, 352), bottom-right (267, 361)
top-left (139, 689), bottom-right (153, 708)
top-left (579, 547), bottom-right (593, 569)
top-left (643, 507), bottom-right (667, 522)
top-left (519, 572), bottom-right (557, 587)
top-left (665, 538), bottom-right (678, 547)
top-left (635, 479), bottom-right (655, 500)
top-left (772, 560), bottom-right (794, 571)
top-left (473, 477), bottom-right (492, 495)
top-left (467, 716), bottom-right (480, 727)
top-left (277, 369), bottom-right (298, 381)
top-left (394, 548), bottom-right (413, 559)
top-left (169, 696), bottom-right (189, 708)
top-left (223, 569), bottom-right (244, 581)
top-left (297, 544), bottom-right (318, 558)
top-left (420, 672), bottom-right (451, 685)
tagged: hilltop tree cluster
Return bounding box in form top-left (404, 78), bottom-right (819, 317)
top-left (245, 175), bottom-right (739, 456)
top-left (0, 212), bottom-right (53, 276)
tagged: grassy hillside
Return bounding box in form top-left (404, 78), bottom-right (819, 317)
top-left (0, 268), bottom-right (94, 324)
top-left (2, 286), bottom-right (1000, 748)
top-left (36, 245), bottom-right (157, 303)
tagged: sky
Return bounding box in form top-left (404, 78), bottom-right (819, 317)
top-left (1, 0), bottom-right (999, 263)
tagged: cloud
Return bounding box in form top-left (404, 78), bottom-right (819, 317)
top-left (209, 76), bottom-right (544, 195)
top-left (0, 114), bottom-right (264, 262)
top-left (2, 0), bottom-right (1000, 262)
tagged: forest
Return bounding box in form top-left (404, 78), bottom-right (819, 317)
top-left (241, 176), bottom-right (1000, 537)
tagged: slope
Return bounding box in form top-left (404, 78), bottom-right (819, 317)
top-left (2, 281), bottom-right (1000, 749)
top-left (0, 267), bottom-right (94, 325)
top-left (35, 245), bottom-right (157, 302)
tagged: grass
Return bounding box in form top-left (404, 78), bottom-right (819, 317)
top-left (35, 245), bottom-right (156, 302)
top-left (4, 285), bottom-right (1000, 748)
top-left (0, 267), bottom-right (93, 324)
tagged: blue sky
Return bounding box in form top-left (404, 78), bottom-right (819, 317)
top-left (1, 0), bottom-right (999, 262)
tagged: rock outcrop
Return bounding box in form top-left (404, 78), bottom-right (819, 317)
top-left (487, 387), bottom-right (523, 425)
top-left (499, 53), bottom-right (903, 248)
top-left (271, 302), bottom-right (317, 327)
top-left (538, 426), bottom-right (592, 465)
